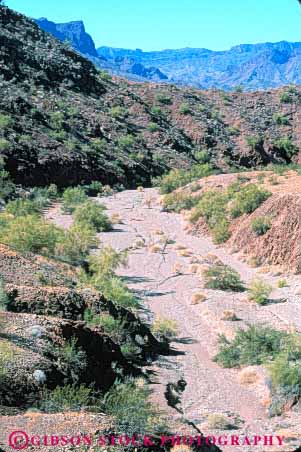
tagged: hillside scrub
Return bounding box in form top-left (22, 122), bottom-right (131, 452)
top-left (203, 264), bottom-right (245, 292)
top-left (155, 163), bottom-right (214, 194)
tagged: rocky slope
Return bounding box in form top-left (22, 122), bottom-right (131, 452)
top-left (1, 6), bottom-right (301, 189)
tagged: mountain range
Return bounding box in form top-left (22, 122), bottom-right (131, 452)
top-left (36, 18), bottom-right (301, 91)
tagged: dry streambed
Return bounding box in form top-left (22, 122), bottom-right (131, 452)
top-left (48, 188), bottom-right (301, 452)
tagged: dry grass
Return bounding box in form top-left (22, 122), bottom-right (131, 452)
top-left (149, 244), bottom-right (162, 253)
top-left (132, 239), bottom-right (145, 249)
top-left (153, 229), bottom-right (164, 235)
top-left (172, 262), bottom-right (183, 274)
top-left (175, 244), bottom-right (187, 251)
top-left (191, 293), bottom-right (207, 304)
top-left (137, 186), bottom-right (144, 192)
top-left (247, 256), bottom-right (261, 268)
top-left (144, 197), bottom-right (154, 208)
top-left (221, 310), bottom-right (238, 321)
top-left (110, 213), bottom-right (123, 225)
top-left (177, 249), bottom-right (192, 257)
top-left (238, 368), bottom-right (259, 385)
top-left (204, 253), bottom-right (223, 265)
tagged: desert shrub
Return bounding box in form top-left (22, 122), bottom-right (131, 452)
top-left (156, 93), bottom-right (172, 105)
top-left (85, 311), bottom-right (125, 341)
top-left (162, 192), bottom-right (200, 213)
top-left (55, 223), bottom-right (98, 265)
top-left (212, 219), bottom-right (231, 244)
top-left (147, 122), bottom-right (159, 132)
top-left (88, 246), bottom-right (128, 281)
top-left (245, 135), bottom-right (261, 150)
top-left (0, 279), bottom-right (8, 310)
top-left (280, 92), bottom-right (293, 104)
top-left (117, 135), bottom-right (135, 150)
top-left (194, 149), bottom-right (210, 164)
top-left (100, 277), bottom-right (139, 310)
top-left (272, 113), bottom-right (290, 126)
top-left (179, 103), bottom-right (191, 115)
top-left (248, 278), bottom-right (272, 305)
top-left (0, 215), bottom-right (61, 254)
top-left (0, 138), bottom-right (11, 152)
top-left (277, 279), bottom-right (288, 288)
top-left (49, 338), bottom-right (87, 384)
top-left (0, 341), bottom-right (14, 380)
top-left (5, 199), bottom-right (41, 217)
top-left (151, 106), bottom-right (163, 116)
top-left (214, 326), bottom-right (287, 368)
top-left (62, 187), bottom-right (88, 213)
top-left (104, 378), bottom-right (164, 436)
top-left (228, 126), bottom-right (240, 136)
top-left (83, 181), bottom-right (103, 196)
top-left (157, 163), bottom-right (214, 194)
top-left (0, 114), bottom-right (12, 130)
top-left (251, 217), bottom-right (272, 236)
top-left (38, 384), bottom-right (97, 413)
top-left (152, 317), bottom-right (178, 340)
top-left (230, 184), bottom-right (271, 218)
top-left (203, 264), bottom-right (245, 292)
top-left (98, 70), bottom-right (112, 81)
top-left (74, 201), bottom-right (112, 232)
top-left (190, 190), bottom-right (227, 224)
top-left (109, 106), bottom-right (128, 119)
top-left (274, 136), bottom-right (298, 159)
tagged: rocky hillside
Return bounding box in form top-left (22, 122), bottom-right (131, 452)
top-left (1, 5), bottom-right (301, 191)
top-left (99, 41), bottom-right (301, 91)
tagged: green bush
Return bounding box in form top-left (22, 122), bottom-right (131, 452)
top-left (39, 384), bottom-right (97, 413)
top-left (83, 181), bottom-right (103, 196)
top-left (0, 214), bottom-right (61, 254)
top-left (274, 137), bottom-right (298, 159)
top-left (251, 217), bottom-right (272, 236)
top-left (162, 192), bottom-right (200, 213)
top-left (55, 223), bottom-right (98, 265)
top-left (268, 336), bottom-right (301, 391)
top-left (203, 264), bottom-right (245, 292)
top-left (0, 114), bottom-right (12, 130)
top-left (230, 184), bottom-right (271, 218)
top-left (49, 338), bottom-right (87, 384)
top-left (109, 106), bottom-right (128, 119)
top-left (194, 149), bottom-right (210, 164)
top-left (5, 199), bottom-right (41, 217)
top-left (248, 278), bottom-right (272, 305)
top-left (84, 311), bottom-right (125, 341)
top-left (117, 135), bottom-right (135, 150)
top-left (100, 277), bottom-right (139, 310)
top-left (214, 326), bottom-right (287, 368)
top-left (147, 122), bottom-right (159, 132)
top-left (104, 378), bottom-right (164, 436)
top-left (156, 93), bottom-right (172, 105)
top-left (179, 103), bottom-right (191, 115)
top-left (74, 201), bottom-right (112, 232)
top-left (272, 113), bottom-right (290, 126)
top-left (62, 187), bottom-right (88, 213)
top-left (0, 278), bottom-right (8, 310)
top-left (0, 138), bottom-right (11, 152)
top-left (150, 106), bottom-right (163, 116)
top-left (212, 218), bottom-right (231, 244)
top-left (87, 246), bottom-right (128, 281)
top-left (190, 190), bottom-right (228, 224)
top-left (152, 317), bottom-right (178, 340)
top-left (245, 135), bottom-right (261, 150)
top-left (157, 163), bottom-right (214, 194)
top-left (280, 92), bottom-right (293, 104)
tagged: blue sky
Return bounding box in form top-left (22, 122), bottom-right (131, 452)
top-left (7, 0), bottom-right (301, 51)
